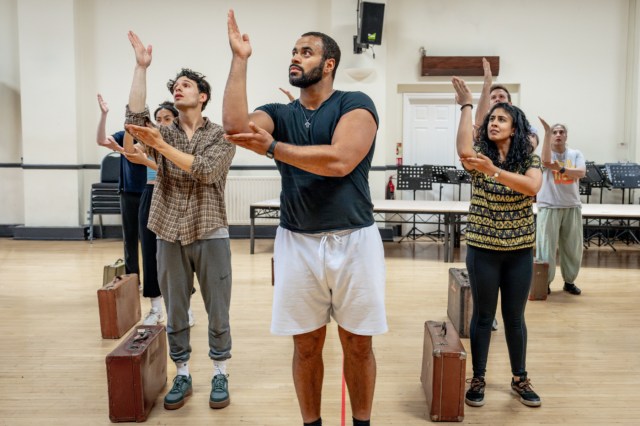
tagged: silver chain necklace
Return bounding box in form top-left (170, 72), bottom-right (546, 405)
top-left (299, 103), bottom-right (318, 129)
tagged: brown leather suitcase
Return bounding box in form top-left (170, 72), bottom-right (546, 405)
top-left (421, 321), bottom-right (466, 422)
top-left (103, 258), bottom-right (126, 286)
top-left (447, 268), bottom-right (473, 338)
top-left (528, 260), bottom-right (549, 301)
top-left (98, 274), bottom-right (141, 339)
top-left (106, 325), bottom-right (168, 422)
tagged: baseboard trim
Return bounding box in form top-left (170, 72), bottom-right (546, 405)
top-left (3, 224), bottom-right (398, 241)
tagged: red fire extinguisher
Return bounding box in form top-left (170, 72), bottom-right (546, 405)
top-left (386, 176), bottom-right (395, 200)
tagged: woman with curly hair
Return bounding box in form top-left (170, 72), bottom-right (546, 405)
top-left (452, 76), bottom-right (543, 408)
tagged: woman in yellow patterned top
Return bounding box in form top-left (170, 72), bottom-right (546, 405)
top-left (452, 77), bottom-right (543, 409)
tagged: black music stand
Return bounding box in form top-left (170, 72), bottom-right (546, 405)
top-left (397, 165), bottom-right (434, 242)
top-left (579, 162), bottom-right (604, 203)
top-left (430, 165), bottom-right (457, 201)
top-left (605, 163), bottom-right (640, 204)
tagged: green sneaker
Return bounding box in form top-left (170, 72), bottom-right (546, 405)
top-left (164, 375), bottom-right (192, 410)
top-left (209, 374), bottom-right (230, 409)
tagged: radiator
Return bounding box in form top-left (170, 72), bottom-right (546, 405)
top-left (224, 176), bottom-right (281, 225)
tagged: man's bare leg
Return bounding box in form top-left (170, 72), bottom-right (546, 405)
top-left (338, 326), bottom-right (376, 421)
top-left (293, 326), bottom-right (327, 423)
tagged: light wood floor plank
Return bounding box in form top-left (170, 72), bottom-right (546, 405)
top-left (0, 238), bottom-right (638, 425)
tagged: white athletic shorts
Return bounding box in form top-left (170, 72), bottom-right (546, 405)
top-left (271, 223), bottom-right (388, 336)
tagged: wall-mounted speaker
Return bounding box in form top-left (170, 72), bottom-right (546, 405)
top-left (358, 2), bottom-right (385, 45)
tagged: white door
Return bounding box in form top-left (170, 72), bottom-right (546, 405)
top-left (402, 93), bottom-right (459, 202)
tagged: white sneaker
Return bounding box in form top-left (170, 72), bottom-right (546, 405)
top-left (188, 308), bottom-right (196, 327)
top-left (142, 307), bottom-right (165, 325)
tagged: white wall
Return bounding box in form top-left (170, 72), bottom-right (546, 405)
top-left (386, 0), bottom-right (630, 164)
top-left (2, 0), bottom-right (639, 228)
top-left (0, 0), bottom-right (24, 224)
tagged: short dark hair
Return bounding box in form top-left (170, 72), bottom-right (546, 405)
top-left (167, 68), bottom-right (212, 111)
top-left (154, 101), bottom-right (179, 120)
top-left (490, 84), bottom-right (512, 103)
top-left (301, 32), bottom-right (341, 79)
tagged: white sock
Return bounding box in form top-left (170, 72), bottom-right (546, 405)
top-left (213, 360), bottom-right (227, 376)
top-left (176, 361), bottom-right (189, 377)
top-left (151, 296), bottom-right (163, 312)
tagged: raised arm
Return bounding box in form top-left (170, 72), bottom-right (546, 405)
top-left (279, 87), bottom-right (296, 102)
top-left (96, 93), bottom-right (109, 145)
top-left (539, 117), bottom-right (553, 166)
top-left (127, 31), bottom-right (152, 113)
top-left (222, 9), bottom-right (274, 134)
top-left (96, 94), bottom-right (124, 152)
top-left (474, 58), bottom-right (492, 126)
top-left (452, 77), bottom-right (476, 159)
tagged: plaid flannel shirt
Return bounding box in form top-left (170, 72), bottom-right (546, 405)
top-left (126, 106), bottom-right (235, 245)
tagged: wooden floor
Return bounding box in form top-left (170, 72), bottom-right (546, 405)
top-left (0, 237), bottom-right (639, 425)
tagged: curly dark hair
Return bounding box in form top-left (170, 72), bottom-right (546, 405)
top-left (476, 102), bottom-right (534, 172)
top-left (167, 68), bottom-right (211, 111)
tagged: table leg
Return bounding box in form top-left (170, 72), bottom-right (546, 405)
top-left (444, 213), bottom-right (451, 262)
top-left (250, 207), bottom-right (255, 254)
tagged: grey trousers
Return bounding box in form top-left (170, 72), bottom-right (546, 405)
top-left (535, 207), bottom-right (583, 285)
top-left (157, 238), bottom-right (232, 363)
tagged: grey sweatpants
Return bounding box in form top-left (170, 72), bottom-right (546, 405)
top-left (157, 238), bottom-right (232, 363)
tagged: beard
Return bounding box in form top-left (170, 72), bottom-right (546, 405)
top-left (289, 60), bottom-right (325, 88)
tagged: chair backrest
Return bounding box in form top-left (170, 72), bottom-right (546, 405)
top-left (100, 152), bottom-right (121, 183)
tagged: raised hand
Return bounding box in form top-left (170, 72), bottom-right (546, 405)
top-left (538, 116), bottom-right (551, 133)
top-left (97, 93), bottom-right (109, 114)
top-left (127, 31), bottom-right (152, 68)
top-left (227, 9), bottom-right (252, 59)
top-left (279, 87), bottom-right (295, 102)
top-left (482, 57), bottom-right (492, 86)
top-left (452, 76), bottom-right (473, 106)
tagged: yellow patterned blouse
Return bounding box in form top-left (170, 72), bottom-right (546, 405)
top-left (466, 153), bottom-right (541, 251)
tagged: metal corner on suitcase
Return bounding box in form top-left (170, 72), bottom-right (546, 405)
top-left (431, 414), bottom-right (440, 421)
top-left (460, 351), bottom-right (467, 360)
top-left (432, 349), bottom-right (442, 358)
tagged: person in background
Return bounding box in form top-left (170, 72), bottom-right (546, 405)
top-left (452, 76), bottom-right (543, 408)
top-left (535, 120), bottom-right (586, 295)
top-left (96, 94), bottom-right (145, 277)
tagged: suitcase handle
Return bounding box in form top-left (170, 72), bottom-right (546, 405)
top-left (439, 321), bottom-right (447, 337)
top-left (103, 275), bottom-right (123, 290)
top-left (128, 328), bottom-right (151, 350)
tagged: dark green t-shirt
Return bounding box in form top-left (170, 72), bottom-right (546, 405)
top-left (256, 90), bottom-right (378, 233)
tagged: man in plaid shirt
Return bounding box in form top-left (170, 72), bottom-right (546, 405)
top-left (125, 31), bottom-right (235, 412)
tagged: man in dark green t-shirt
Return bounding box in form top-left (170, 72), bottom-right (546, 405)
top-left (222, 10), bottom-right (387, 426)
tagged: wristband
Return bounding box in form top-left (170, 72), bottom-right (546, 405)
top-left (460, 104), bottom-right (473, 111)
top-left (266, 140), bottom-right (278, 159)
top-left (559, 166), bottom-right (566, 174)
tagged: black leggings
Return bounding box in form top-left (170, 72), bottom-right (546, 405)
top-left (139, 184), bottom-right (161, 299)
top-left (466, 245), bottom-right (533, 378)
top-left (120, 191), bottom-right (141, 275)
